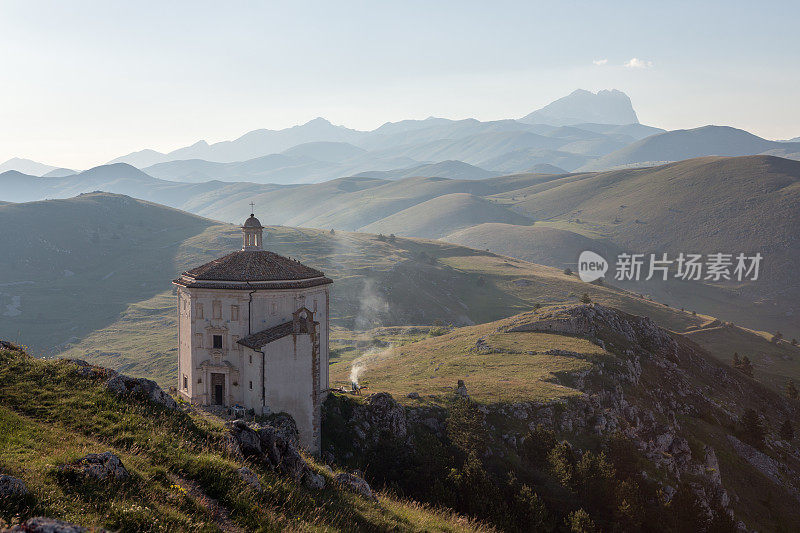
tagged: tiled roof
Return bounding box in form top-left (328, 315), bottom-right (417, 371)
top-left (183, 250), bottom-right (325, 282)
top-left (172, 277), bottom-right (332, 290)
top-left (237, 320), bottom-right (315, 350)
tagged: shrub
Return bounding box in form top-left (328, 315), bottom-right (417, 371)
top-left (740, 408), bottom-right (766, 449)
top-left (779, 419), bottom-right (794, 442)
top-left (566, 508), bottom-right (597, 532)
top-left (786, 379), bottom-right (799, 400)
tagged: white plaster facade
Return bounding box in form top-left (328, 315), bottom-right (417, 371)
top-left (173, 214), bottom-right (331, 453)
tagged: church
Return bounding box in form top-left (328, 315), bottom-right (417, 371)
top-left (173, 212), bottom-right (332, 453)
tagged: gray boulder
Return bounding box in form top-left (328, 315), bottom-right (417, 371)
top-left (3, 517), bottom-right (107, 532)
top-left (0, 474), bottom-right (28, 498)
top-left (334, 472), bottom-right (376, 501)
top-left (366, 393), bottom-right (407, 439)
top-left (104, 375), bottom-right (177, 410)
top-left (227, 419), bottom-right (323, 490)
top-left (236, 467), bottom-right (261, 491)
top-left (59, 452), bottom-right (128, 482)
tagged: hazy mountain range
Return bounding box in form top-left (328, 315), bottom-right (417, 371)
top-left (5, 89), bottom-right (799, 185)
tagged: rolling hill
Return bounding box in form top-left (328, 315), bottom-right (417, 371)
top-left (1, 192), bottom-right (718, 381)
top-left (579, 125), bottom-right (800, 171)
top-left (359, 193), bottom-right (533, 239)
top-left (352, 160), bottom-right (496, 181)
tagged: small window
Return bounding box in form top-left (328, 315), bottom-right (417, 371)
top-left (213, 301), bottom-right (222, 319)
top-left (196, 303), bottom-right (204, 319)
top-left (231, 305), bottom-right (239, 321)
top-left (249, 354), bottom-right (252, 364)
top-left (212, 334), bottom-right (223, 349)
top-left (249, 381), bottom-right (253, 390)
top-left (313, 299), bottom-right (318, 312)
top-left (183, 375), bottom-right (188, 389)
top-left (270, 302), bottom-right (277, 315)
top-left (194, 333), bottom-right (203, 348)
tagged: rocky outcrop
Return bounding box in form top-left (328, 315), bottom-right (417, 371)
top-left (326, 304), bottom-right (800, 525)
top-left (227, 419), bottom-right (324, 490)
top-left (236, 467), bottom-right (261, 491)
top-left (67, 360), bottom-right (177, 410)
top-left (105, 375), bottom-right (177, 410)
top-left (727, 436), bottom-right (800, 502)
top-left (334, 473), bottom-right (376, 501)
top-left (2, 517), bottom-right (106, 532)
top-left (58, 452), bottom-right (128, 482)
top-left (0, 475), bottom-right (28, 499)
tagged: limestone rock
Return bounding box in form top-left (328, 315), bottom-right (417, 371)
top-left (303, 471), bottom-right (326, 490)
top-left (227, 418), bottom-right (312, 484)
top-left (365, 393), bottom-right (406, 439)
top-left (236, 467), bottom-right (261, 491)
top-left (104, 375), bottom-right (177, 410)
top-left (334, 472), bottom-right (376, 501)
top-left (3, 517), bottom-right (107, 532)
top-left (58, 452), bottom-right (128, 482)
top-left (0, 475), bottom-right (28, 499)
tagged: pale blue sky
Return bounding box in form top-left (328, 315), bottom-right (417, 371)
top-left (1, 0), bottom-right (798, 168)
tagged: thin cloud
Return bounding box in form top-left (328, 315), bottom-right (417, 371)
top-left (624, 57), bottom-right (653, 69)
top-left (592, 58), bottom-right (608, 65)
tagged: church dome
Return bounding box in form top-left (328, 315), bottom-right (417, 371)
top-left (243, 214), bottom-right (263, 228)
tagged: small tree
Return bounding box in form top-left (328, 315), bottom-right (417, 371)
top-left (329, 228), bottom-right (335, 235)
top-left (772, 331), bottom-right (783, 343)
top-left (388, 233), bottom-right (396, 243)
top-left (791, 338), bottom-right (798, 346)
top-left (779, 419), bottom-right (794, 442)
top-left (786, 379), bottom-right (799, 400)
top-left (566, 509), bottom-right (596, 533)
top-left (564, 268), bottom-right (573, 276)
top-left (732, 352), bottom-right (741, 369)
top-left (741, 408), bottom-right (766, 448)
top-left (740, 356), bottom-right (754, 377)
top-left (580, 293), bottom-right (592, 304)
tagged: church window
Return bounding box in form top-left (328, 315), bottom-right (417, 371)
top-left (183, 375), bottom-right (188, 389)
top-left (194, 333), bottom-right (203, 347)
top-left (212, 334), bottom-right (223, 349)
top-left (196, 303), bottom-right (204, 319)
top-left (249, 354), bottom-right (252, 364)
top-left (213, 301), bottom-right (222, 319)
top-left (231, 305), bottom-right (239, 321)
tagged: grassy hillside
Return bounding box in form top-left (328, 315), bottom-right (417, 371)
top-left (0, 193), bottom-right (218, 353)
top-left (359, 193), bottom-right (533, 239)
top-left (446, 223), bottom-right (620, 267)
top-left (29, 194), bottom-right (707, 388)
top-left (685, 323), bottom-right (800, 392)
top-left (0, 344), bottom-right (487, 532)
top-left (493, 156), bottom-right (800, 336)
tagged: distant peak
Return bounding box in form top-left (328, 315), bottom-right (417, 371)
top-left (304, 117), bottom-right (332, 126)
top-left (521, 88), bottom-right (638, 126)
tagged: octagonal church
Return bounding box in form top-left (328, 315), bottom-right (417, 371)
top-left (173, 212), bottom-right (332, 453)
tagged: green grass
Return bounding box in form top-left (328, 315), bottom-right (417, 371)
top-left (333, 311), bottom-right (606, 404)
top-left (0, 345), bottom-right (493, 532)
top-left (685, 324), bottom-right (800, 393)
